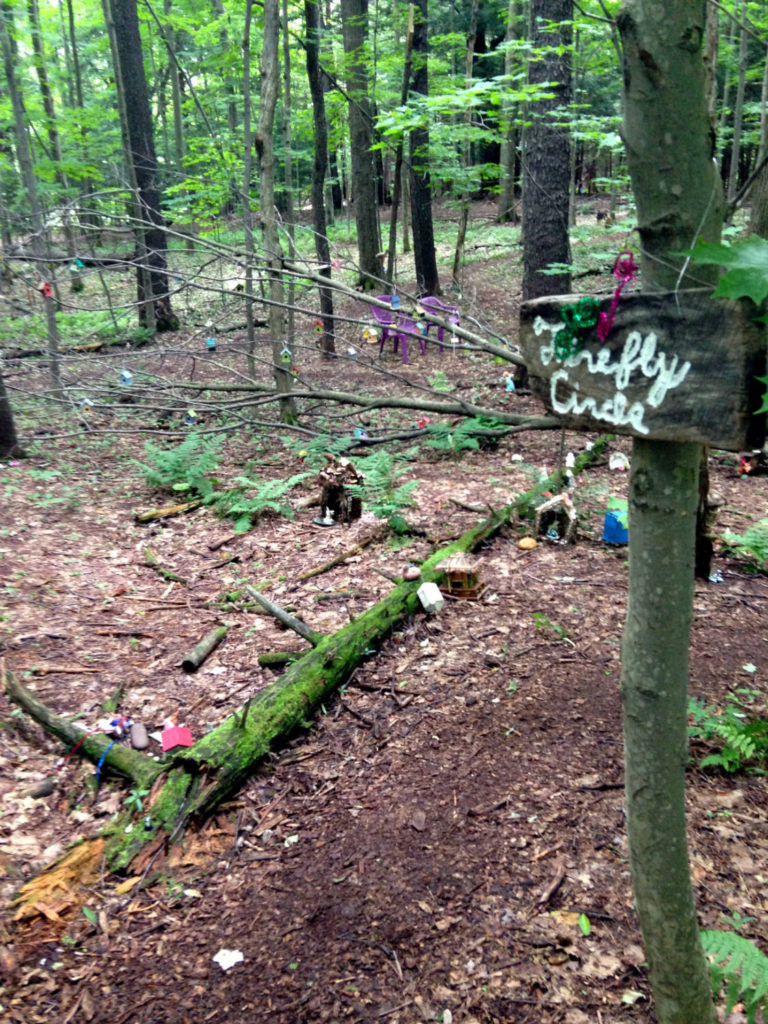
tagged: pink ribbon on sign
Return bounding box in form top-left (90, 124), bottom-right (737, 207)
top-left (597, 251), bottom-right (637, 343)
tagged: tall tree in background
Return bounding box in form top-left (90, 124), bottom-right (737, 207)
top-left (408, 0), bottom-right (439, 296)
top-left (305, 0), bottom-right (335, 356)
top-left (0, 0), bottom-right (62, 397)
top-left (522, 0), bottom-right (572, 302)
top-left (617, 1), bottom-right (723, 1020)
top-left (257, 0), bottom-right (297, 422)
top-left (498, 0), bottom-right (522, 223)
top-left (340, 0), bottom-right (381, 289)
top-left (108, 0), bottom-right (177, 330)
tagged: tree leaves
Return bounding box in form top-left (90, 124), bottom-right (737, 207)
top-left (687, 237), bottom-right (768, 305)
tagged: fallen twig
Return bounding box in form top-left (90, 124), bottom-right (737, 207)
top-left (135, 499), bottom-right (203, 523)
top-left (181, 626), bottom-right (228, 672)
top-left (245, 586), bottom-right (322, 646)
top-left (296, 531), bottom-right (382, 581)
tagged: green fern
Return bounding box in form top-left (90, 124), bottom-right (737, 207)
top-left (285, 433), bottom-right (352, 471)
top-left (721, 517), bottom-right (768, 569)
top-left (207, 472), bottom-right (310, 531)
top-left (688, 695), bottom-right (768, 773)
top-left (423, 417), bottom-right (503, 457)
top-left (347, 450), bottom-right (418, 524)
top-left (135, 432), bottom-right (223, 496)
top-left (701, 929), bottom-right (768, 1024)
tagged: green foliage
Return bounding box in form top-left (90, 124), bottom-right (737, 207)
top-left (701, 929), bottom-right (768, 1024)
top-left (124, 787), bottom-right (150, 813)
top-left (207, 473), bottom-right (311, 532)
top-left (721, 518), bottom-right (768, 569)
top-left (284, 433), bottom-right (353, 472)
top-left (426, 369), bottom-right (455, 393)
top-left (532, 612), bottom-right (570, 641)
top-left (347, 450), bottom-right (418, 525)
top-left (688, 237), bottom-right (768, 305)
top-left (136, 432), bottom-right (223, 496)
top-left (688, 692), bottom-right (768, 773)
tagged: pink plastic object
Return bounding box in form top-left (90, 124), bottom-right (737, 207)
top-left (161, 725), bottom-right (194, 751)
top-left (419, 296), bottom-right (460, 350)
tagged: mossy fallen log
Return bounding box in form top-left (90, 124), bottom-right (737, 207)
top-left (3, 436), bottom-right (612, 874)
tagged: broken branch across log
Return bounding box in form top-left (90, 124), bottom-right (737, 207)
top-left (244, 586), bottom-right (322, 646)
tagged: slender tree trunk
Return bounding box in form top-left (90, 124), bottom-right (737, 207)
top-left (108, 0), bottom-right (177, 331)
top-left (305, 0), bottom-right (335, 356)
top-left (726, 0), bottom-right (747, 204)
top-left (452, 0), bottom-right (479, 287)
top-left (281, 0), bottom-right (296, 352)
top-left (617, 2), bottom-right (723, 1021)
top-left (242, 0), bottom-right (257, 378)
top-left (522, 0), bottom-right (572, 303)
top-left (497, 0), bottom-right (521, 223)
top-left (385, 2), bottom-right (414, 283)
top-left (66, 0), bottom-right (99, 232)
top-left (340, 0), bottom-right (381, 288)
top-left (408, 0), bottom-right (439, 295)
top-left (257, 0), bottom-right (296, 422)
top-left (0, 0), bottom-right (62, 398)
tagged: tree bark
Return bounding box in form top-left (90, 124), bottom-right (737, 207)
top-left (617, 2), bottom-right (722, 1021)
top-left (385, 3), bottom-right (414, 283)
top-left (257, 0), bottom-right (297, 422)
top-left (304, 0), bottom-right (336, 356)
top-left (340, 0), bottom-right (381, 288)
top-left (726, 0), bottom-right (747, 205)
top-left (0, 0), bottom-right (62, 398)
top-left (108, 0), bottom-right (177, 331)
top-left (522, 0), bottom-right (572, 303)
top-left (408, 0), bottom-right (439, 296)
top-left (0, 369), bottom-right (22, 460)
top-left (497, 0), bottom-right (522, 223)
top-left (452, 0), bottom-right (480, 287)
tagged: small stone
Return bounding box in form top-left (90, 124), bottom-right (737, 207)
top-left (518, 537), bottom-right (537, 550)
top-left (130, 722), bottom-right (149, 750)
top-left (21, 778), bottom-right (56, 799)
top-left (403, 564), bottom-right (421, 581)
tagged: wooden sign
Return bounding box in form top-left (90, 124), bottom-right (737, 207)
top-left (519, 289), bottom-right (767, 452)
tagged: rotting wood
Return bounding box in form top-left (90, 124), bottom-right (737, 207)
top-left (3, 436), bottom-right (613, 874)
top-left (142, 548), bottom-right (188, 584)
top-left (135, 499), bottom-right (203, 523)
top-left (244, 586), bottom-right (322, 646)
top-left (181, 626), bottom-right (228, 672)
top-left (295, 531), bottom-right (382, 581)
top-left (257, 650), bottom-right (304, 668)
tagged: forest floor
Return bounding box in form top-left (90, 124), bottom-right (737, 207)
top-left (1, 206), bottom-right (768, 1023)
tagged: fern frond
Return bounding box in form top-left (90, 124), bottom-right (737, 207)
top-left (701, 929), bottom-right (768, 1022)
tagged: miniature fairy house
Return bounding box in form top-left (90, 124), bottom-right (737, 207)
top-left (533, 491), bottom-right (577, 543)
top-left (315, 456), bottom-right (364, 526)
top-left (438, 553), bottom-right (484, 599)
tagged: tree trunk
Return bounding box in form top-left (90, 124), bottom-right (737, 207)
top-left (522, 0), bottom-right (572, 303)
top-left (385, 2), bottom-right (414, 283)
top-left (617, 3), bottom-right (723, 1021)
top-left (0, 0), bottom-right (62, 398)
top-left (340, 0), bottom-right (381, 288)
top-left (497, 0), bottom-right (521, 223)
top-left (0, 369), bottom-right (22, 460)
top-left (726, 1), bottom-right (747, 204)
top-left (108, 0), bottom-right (177, 331)
top-left (408, 0), bottom-right (439, 296)
top-left (257, 0), bottom-right (297, 422)
top-left (452, 0), bottom-right (480, 287)
top-left (305, 0), bottom-right (336, 356)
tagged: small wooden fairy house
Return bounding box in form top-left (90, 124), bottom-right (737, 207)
top-left (316, 456), bottom-right (364, 526)
top-left (533, 491), bottom-right (577, 543)
top-left (438, 553), bottom-right (484, 599)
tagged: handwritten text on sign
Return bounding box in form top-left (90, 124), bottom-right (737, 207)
top-left (518, 290), bottom-right (766, 451)
top-left (533, 316), bottom-right (691, 435)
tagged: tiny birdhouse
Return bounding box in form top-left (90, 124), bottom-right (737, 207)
top-left (206, 336), bottom-right (217, 351)
top-left (438, 553), bottom-right (484, 599)
top-left (280, 346), bottom-right (292, 365)
top-left (120, 369), bottom-right (132, 386)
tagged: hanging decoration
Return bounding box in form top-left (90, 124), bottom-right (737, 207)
top-left (553, 297), bottom-right (601, 360)
top-left (314, 320), bottom-right (324, 334)
top-left (280, 346), bottom-right (292, 365)
top-left (206, 337), bottom-right (217, 351)
top-left (597, 251), bottom-right (637, 342)
top-left (38, 281), bottom-right (53, 299)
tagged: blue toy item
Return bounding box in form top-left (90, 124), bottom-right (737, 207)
top-left (206, 336), bottom-right (217, 350)
top-left (602, 510), bottom-right (628, 544)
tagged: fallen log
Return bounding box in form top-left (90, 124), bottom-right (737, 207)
top-left (3, 436), bottom-right (612, 874)
top-left (181, 626), bottom-right (228, 672)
